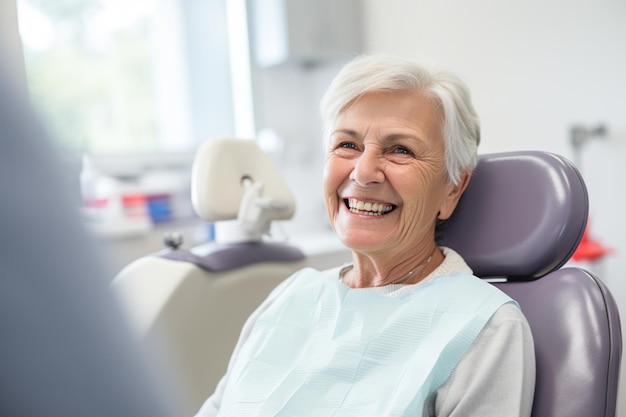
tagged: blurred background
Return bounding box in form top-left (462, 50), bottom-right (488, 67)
top-left (2, 0), bottom-right (625, 411)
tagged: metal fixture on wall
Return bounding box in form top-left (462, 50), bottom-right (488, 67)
top-left (570, 123), bottom-right (607, 170)
top-left (569, 122), bottom-right (614, 269)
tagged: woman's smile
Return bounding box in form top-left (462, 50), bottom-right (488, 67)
top-left (344, 198), bottom-right (396, 216)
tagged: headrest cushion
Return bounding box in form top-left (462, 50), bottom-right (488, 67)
top-left (436, 151), bottom-right (588, 279)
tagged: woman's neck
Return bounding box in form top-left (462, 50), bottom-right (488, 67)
top-left (343, 245), bottom-right (443, 288)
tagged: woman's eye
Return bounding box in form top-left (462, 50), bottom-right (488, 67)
top-left (392, 146), bottom-right (413, 156)
top-left (331, 141), bottom-right (360, 157)
top-left (338, 142), bottom-right (357, 150)
top-left (334, 141), bottom-right (360, 152)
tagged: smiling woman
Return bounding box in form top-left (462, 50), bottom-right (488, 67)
top-left (323, 90), bottom-right (468, 281)
top-left (194, 54), bottom-right (536, 417)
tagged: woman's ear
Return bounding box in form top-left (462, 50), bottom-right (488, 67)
top-left (438, 170), bottom-right (472, 220)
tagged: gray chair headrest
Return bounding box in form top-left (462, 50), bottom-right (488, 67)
top-left (437, 151), bottom-right (588, 279)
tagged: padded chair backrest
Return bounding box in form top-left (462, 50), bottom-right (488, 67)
top-left (437, 151), bottom-right (622, 417)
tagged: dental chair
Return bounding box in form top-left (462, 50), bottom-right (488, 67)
top-left (436, 151), bottom-right (622, 417)
top-left (112, 138), bottom-right (307, 416)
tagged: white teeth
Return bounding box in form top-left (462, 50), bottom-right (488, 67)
top-left (346, 198), bottom-right (394, 215)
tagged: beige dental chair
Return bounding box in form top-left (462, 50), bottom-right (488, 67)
top-left (112, 138), bottom-right (308, 416)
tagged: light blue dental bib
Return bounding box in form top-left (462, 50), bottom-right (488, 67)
top-left (218, 268), bottom-right (514, 417)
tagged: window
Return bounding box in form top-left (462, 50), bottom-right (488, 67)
top-left (17, 0), bottom-right (253, 156)
top-left (14, 0), bottom-right (256, 237)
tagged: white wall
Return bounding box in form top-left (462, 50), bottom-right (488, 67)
top-left (362, 0), bottom-right (626, 411)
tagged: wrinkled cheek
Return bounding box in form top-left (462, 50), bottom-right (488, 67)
top-left (322, 159), bottom-right (345, 228)
top-left (325, 199), bottom-right (339, 230)
top-left (322, 190), bottom-right (343, 234)
top-left (398, 200), bottom-right (434, 241)
top-left (332, 210), bottom-right (354, 242)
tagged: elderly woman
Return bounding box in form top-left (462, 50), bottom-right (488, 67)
top-left (195, 54), bottom-right (535, 417)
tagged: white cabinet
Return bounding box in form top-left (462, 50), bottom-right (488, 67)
top-left (249, 0), bottom-right (363, 67)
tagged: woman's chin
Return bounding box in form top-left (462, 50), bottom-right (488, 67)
top-left (336, 230), bottom-right (394, 254)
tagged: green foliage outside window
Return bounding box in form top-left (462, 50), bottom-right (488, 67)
top-left (20, 0), bottom-right (158, 153)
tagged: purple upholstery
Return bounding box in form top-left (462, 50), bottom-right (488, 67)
top-left (437, 151), bottom-right (622, 417)
top-left (438, 151), bottom-right (588, 279)
top-left (494, 269), bottom-right (621, 417)
top-left (159, 241), bottom-right (305, 271)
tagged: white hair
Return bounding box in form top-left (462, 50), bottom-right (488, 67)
top-left (320, 54), bottom-right (480, 185)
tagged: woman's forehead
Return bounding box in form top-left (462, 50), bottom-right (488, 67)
top-left (334, 91), bottom-right (444, 143)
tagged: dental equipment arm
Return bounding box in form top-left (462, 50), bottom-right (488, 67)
top-left (191, 137), bottom-right (295, 243)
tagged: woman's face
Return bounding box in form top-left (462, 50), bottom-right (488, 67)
top-left (323, 90), bottom-right (466, 256)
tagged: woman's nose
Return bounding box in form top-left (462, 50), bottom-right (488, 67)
top-left (350, 149), bottom-right (385, 186)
